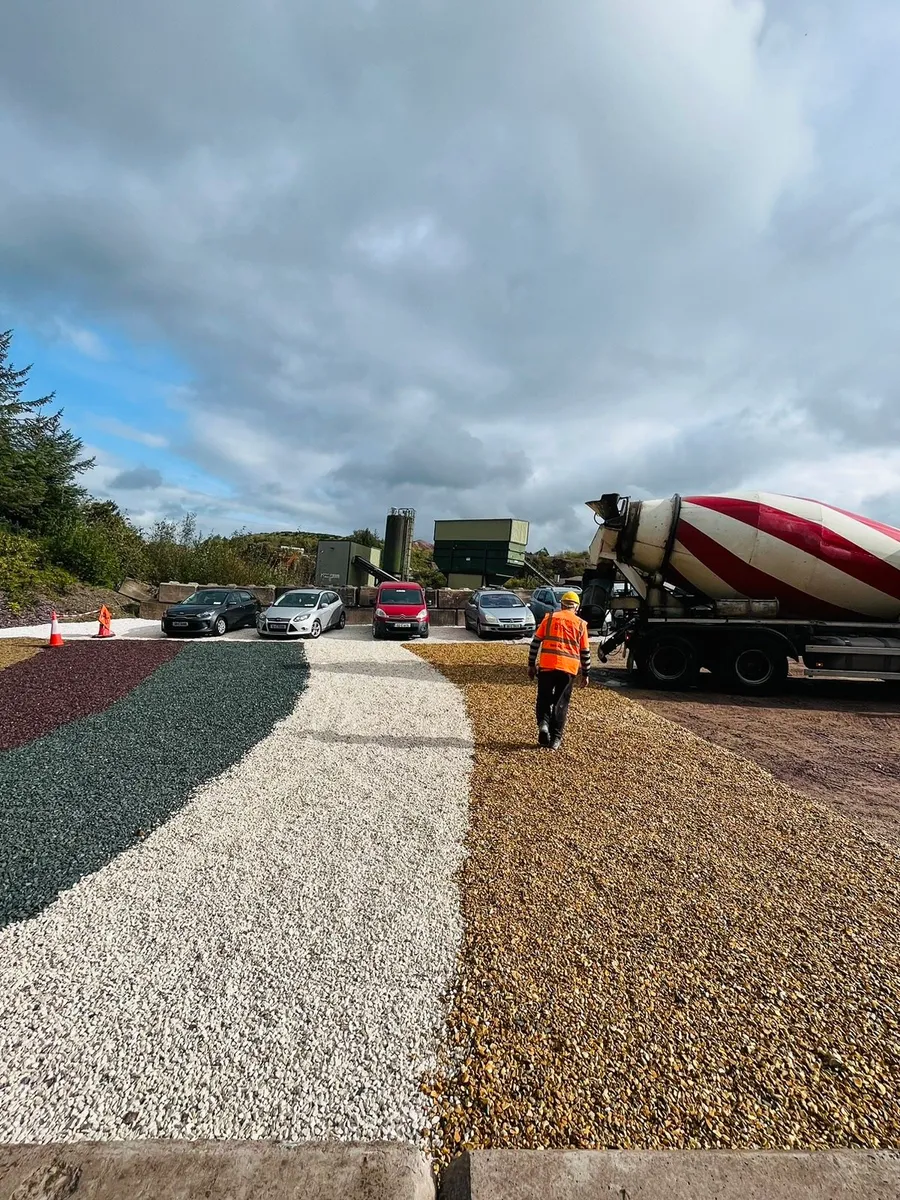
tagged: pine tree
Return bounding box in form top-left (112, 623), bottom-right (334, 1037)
top-left (0, 329), bottom-right (93, 530)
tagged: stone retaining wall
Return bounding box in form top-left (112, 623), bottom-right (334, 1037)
top-left (145, 581), bottom-right (536, 624)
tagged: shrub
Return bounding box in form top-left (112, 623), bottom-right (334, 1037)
top-left (42, 522), bottom-right (124, 588)
top-left (0, 526), bottom-right (78, 609)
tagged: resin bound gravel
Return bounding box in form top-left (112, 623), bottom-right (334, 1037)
top-left (0, 636), bottom-right (471, 1145)
top-left (413, 643), bottom-right (900, 1159)
top-left (0, 640), bottom-right (40, 674)
top-left (0, 640), bottom-right (183, 753)
top-left (0, 640), bottom-right (304, 925)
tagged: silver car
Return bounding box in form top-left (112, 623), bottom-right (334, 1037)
top-left (257, 588), bottom-right (345, 639)
top-left (464, 589), bottom-right (536, 639)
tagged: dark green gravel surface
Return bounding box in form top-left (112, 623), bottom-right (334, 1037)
top-left (0, 641), bottom-right (308, 927)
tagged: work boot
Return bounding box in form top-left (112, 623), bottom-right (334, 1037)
top-left (549, 736), bottom-right (562, 751)
top-left (538, 720), bottom-right (550, 748)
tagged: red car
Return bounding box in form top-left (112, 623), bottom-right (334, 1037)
top-left (372, 581), bottom-right (430, 639)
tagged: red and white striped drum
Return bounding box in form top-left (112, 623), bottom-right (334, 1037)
top-left (663, 493), bottom-right (900, 621)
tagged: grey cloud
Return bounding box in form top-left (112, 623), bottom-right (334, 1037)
top-left (1, 0), bottom-right (899, 550)
top-left (109, 466), bottom-right (163, 491)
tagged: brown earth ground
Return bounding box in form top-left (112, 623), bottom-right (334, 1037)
top-left (54, 585), bottom-right (133, 621)
top-left (0, 586), bottom-right (133, 629)
top-left (412, 643), bottom-right (900, 1161)
top-left (597, 651), bottom-right (900, 854)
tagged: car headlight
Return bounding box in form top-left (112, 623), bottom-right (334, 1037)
top-left (416, 609), bottom-right (429, 620)
top-left (375, 608), bottom-right (388, 619)
top-left (197, 611), bottom-right (214, 619)
top-left (482, 612), bottom-right (499, 624)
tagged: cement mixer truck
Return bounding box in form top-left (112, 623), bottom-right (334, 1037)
top-left (581, 492), bottom-right (900, 693)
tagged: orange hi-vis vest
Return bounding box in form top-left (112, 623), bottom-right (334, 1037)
top-left (535, 609), bottom-right (590, 675)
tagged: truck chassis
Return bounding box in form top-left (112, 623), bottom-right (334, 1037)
top-left (600, 615), bottom-right (900, 693)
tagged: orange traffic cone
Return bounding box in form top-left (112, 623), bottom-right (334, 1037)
top-left (48, 611), bottom-right (64, 647)
top-left (94, 605), bottom-right (115, 639)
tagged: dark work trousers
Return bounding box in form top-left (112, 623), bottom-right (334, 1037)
top-left (535, 669), bottom-right (576, 740)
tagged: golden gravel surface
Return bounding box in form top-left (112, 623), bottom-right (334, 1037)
top-left (0, 640), bottom-right (42, 673)
top-left (411, 643), bottom-right (900, 1159)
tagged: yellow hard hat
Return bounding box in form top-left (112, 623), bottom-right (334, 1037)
top-left (561, 591), bottom-right (580, 605)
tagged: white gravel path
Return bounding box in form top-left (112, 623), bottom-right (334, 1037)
top-left (0, 617), bottom-right (156, 639)
top-left (0, 619), bottom-right (491, 643)
top-left (0, 637), bottom-right (472, 1144)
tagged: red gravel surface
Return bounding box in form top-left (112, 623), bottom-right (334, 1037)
top-left (0, 641), bottom-right (183, 752)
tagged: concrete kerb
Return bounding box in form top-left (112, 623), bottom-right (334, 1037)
top-left (0, 1142), bottom-right (434, 1200)
top-left (3, 1147), bottom-right (899, 1199)
top-left (440, 1150), bottom-right (900, 1200)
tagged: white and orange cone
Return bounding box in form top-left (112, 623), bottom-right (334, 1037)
top-left (48, 611), bottom-right (64, 647)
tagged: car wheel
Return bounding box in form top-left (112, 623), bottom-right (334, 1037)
top-left (372, 625), bottom-right (382, 640)
top-left (338, 611), bottom-right (347, 629)
top-left (309, 619), bottom-right (322, 640)
top-left (213, 616), bottom-right (227, 637)
top-left (420, 627), bottom-right (430, 639)
top-left (476, 621), bottom-right (488, 640)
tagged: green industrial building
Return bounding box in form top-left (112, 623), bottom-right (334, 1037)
top-left (315, 540), bottom-right (382, 588)
top-left (432, 518), bottom-right (529, 588)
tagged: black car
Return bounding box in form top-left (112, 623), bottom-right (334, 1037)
top-left (161, 588), bottom-right (260, 637)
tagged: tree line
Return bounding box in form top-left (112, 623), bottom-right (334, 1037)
top-left (0, 330), bottom-right (357, 604)
top-left (1, 329), bottom-right (584, 606)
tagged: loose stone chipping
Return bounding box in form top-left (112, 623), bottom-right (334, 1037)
top-left (0, 640), bottom-right (41, 674)
top-left (412, 643), bottom-right (900, 1160)
top-left (0, 641), bottom-right (299, 925)
top-left (0, 639), bottom-right (182, 753)
top-left (0, 637), bottom-right (472, 1145)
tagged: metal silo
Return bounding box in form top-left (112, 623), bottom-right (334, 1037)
top-left (383, 508), bottom-right (415, 578)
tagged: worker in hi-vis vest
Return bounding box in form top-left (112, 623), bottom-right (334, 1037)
top-left (527, 591), bottom-right (591, 750)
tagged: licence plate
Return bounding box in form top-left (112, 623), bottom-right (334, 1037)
top-left (394, 622), bottom-right (412, 628)
top-left (172, 620), bottom-right (188, 627)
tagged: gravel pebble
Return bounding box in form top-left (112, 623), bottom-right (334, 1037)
top-left (413, 643), bottom-right (900, 1158)
top-left (0, 641), bottom-right (303, 925)
top-left (0, 637), bottom-right (471, 1145)
top-left (0, 640), bottom-right (41, 674)
top-left (0, 640), bottom-right (182, 753)
top-left (0, 618), bottom-right (160, 640)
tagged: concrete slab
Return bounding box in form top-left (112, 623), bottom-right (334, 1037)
top-left (0, 1141), bottom-right (433, 1200)
top-left (441, 1150), bottom-right (900, 1200)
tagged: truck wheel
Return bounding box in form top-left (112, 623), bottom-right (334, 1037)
top-left (642, 635), bottom-right (699, 690)
top-left (723, 637), bottom-right (788, 695)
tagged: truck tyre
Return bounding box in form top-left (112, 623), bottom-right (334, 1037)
top-left (722, 636), bottom-right (788, 695)
top-left (641, 635), bottom-right (699, 690)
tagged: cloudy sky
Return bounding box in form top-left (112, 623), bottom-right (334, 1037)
top-left (2, 0), bottom-right (899, 550)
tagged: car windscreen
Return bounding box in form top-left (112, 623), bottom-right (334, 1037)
top-left (380, 589), bottom-right (423, 605)
top-left (185, 590), bottom-right (229, 605)
top-left (480, 594), bottom-right (524, 608)
top-left (553, 588), bottom-right (579, 599)
top-left (275, 591), bottom-right (319, 607)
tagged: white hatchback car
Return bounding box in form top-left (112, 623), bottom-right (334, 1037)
top-left (257, 588), bottom-right (346, 639)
